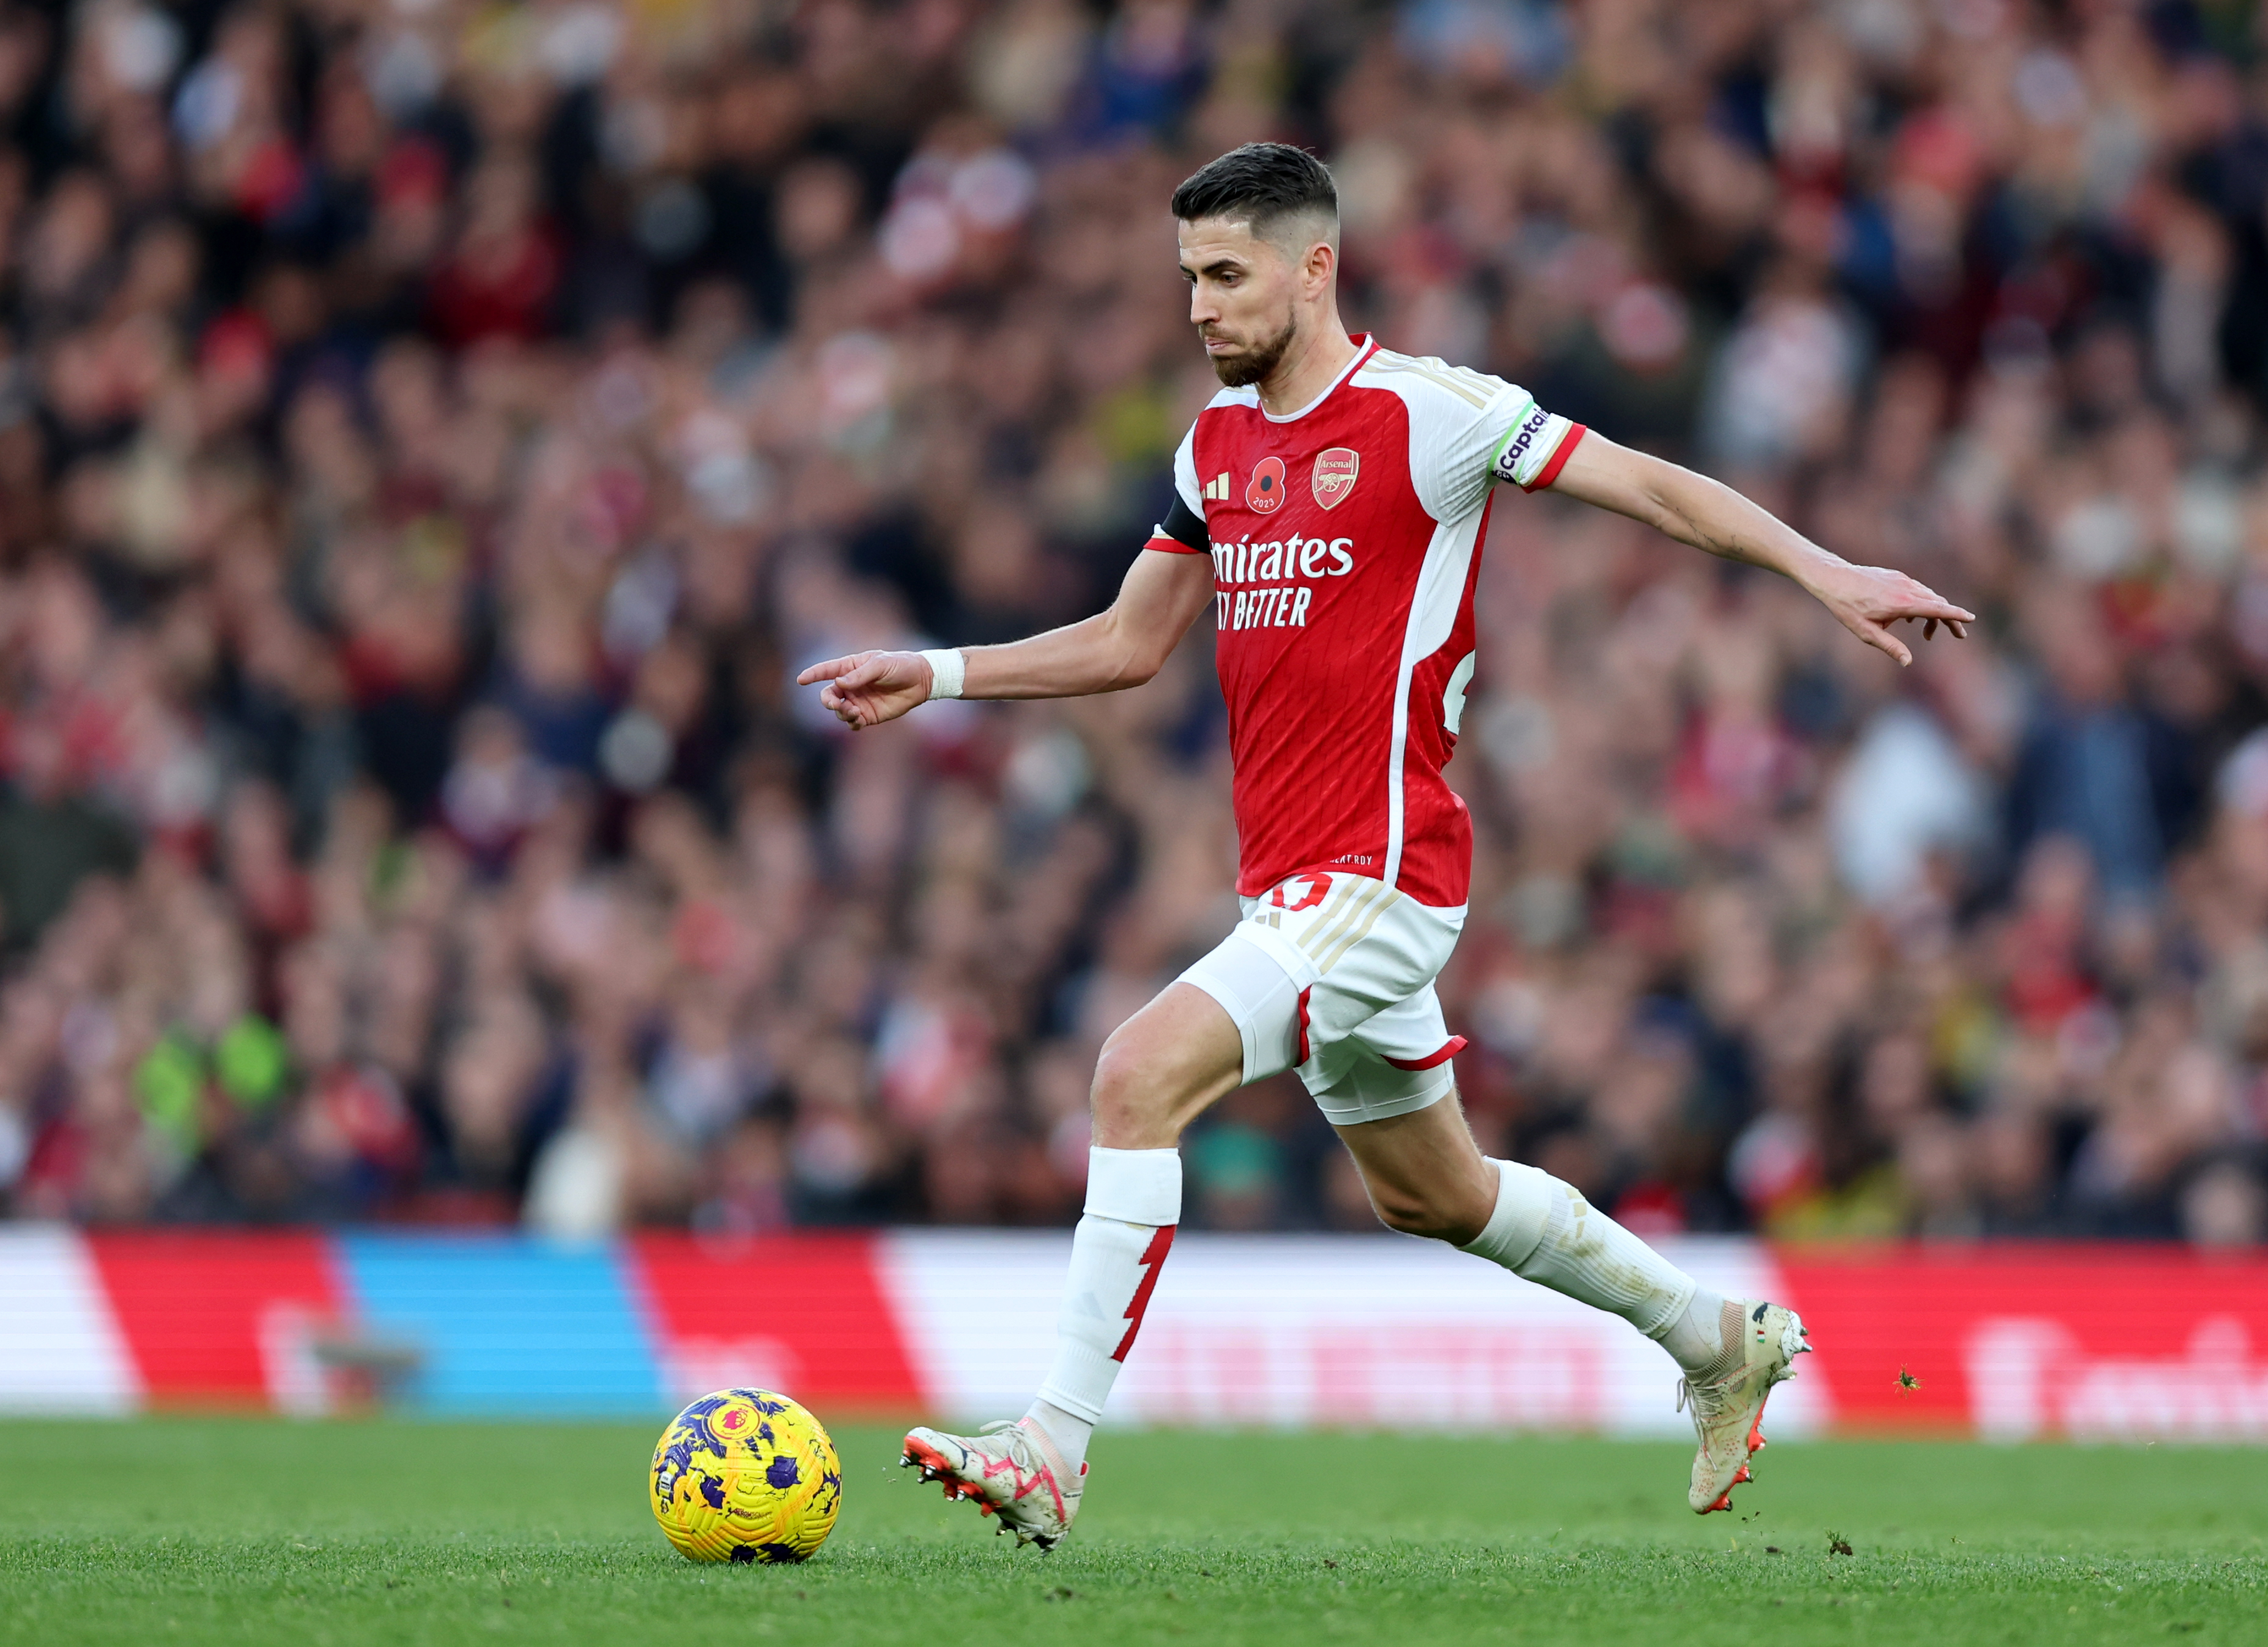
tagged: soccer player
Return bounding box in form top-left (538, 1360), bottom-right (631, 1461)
top-left (799, 143), bottom-right (1971, 1547)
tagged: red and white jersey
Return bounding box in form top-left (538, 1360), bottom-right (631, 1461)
top-left (1146, 335), bottom-right (1584, 909)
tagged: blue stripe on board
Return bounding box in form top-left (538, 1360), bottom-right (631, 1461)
top-left (332, 1235), bottom-right (665, 1416)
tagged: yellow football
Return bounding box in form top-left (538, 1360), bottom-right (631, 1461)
top-left (648, 1388), bottom-right (843, 1563)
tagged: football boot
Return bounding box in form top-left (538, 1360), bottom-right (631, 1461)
top-left (900, 1418), bottom-right (1084, 1549)
top-left (1678, 1299), bottom-right (1810, 1514)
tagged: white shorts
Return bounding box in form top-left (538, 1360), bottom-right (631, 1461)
top-left (1177, 871), bottom-right (1467, 1126)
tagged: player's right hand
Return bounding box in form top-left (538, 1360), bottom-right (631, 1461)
top-left (796, 649), bottom-right (935, 730)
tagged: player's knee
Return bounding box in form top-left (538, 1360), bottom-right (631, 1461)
top-left (1365, 1178), bottom-right (1464, 1241)
top-left (1089, 1025), bottom-right (1180, 1145)
top-left (1091, 987), bottom-right (1245, 1147)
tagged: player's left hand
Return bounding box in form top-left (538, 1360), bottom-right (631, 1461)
top-left (1806, 561), bottom-right (1973, 667)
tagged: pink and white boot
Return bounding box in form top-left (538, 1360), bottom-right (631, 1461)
top-left (902, 1418), bottom-right (1086, 1550)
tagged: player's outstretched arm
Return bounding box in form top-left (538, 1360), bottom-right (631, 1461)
top-left (1547, 433), bottom-right (1973, 667)
top-left (797, 546), bottom-right (1217, 731)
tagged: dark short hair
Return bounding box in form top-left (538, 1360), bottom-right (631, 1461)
top-left (1169, 143), bottom-right (1338, 239)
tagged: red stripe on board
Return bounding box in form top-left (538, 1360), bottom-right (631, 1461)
top-left (627, 1232), bottom-right (923, 1413)
top-left (1773, 1243), bottom-right (2268, 1437)
top-left (84, 1230), bottom-right (344, 1406)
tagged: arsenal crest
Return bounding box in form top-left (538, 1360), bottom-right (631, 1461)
top-left (1245, 455), bottom-right (1286, 514)
top-left (1312, 448), bottom-right (1360, 510)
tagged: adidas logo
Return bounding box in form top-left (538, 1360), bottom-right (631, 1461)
top-left (1203, 472), bottom-right (1231, 502)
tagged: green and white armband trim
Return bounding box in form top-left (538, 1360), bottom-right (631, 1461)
top-left (1490, 400), bottom-right (1586, 493)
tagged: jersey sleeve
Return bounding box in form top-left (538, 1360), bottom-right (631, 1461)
top-left (1392, 360), bottom-right (1584, 521)
top-left (1146, 420), bottom-right (1209, 553)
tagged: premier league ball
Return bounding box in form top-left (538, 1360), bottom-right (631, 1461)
top-left (649, 1388), bottom-right (843, 1563)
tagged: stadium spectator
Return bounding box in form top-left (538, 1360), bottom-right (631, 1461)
top-left (1, 0), bottom-right (2266, 1249)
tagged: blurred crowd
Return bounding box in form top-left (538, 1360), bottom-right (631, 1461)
top-left (3, 0), bottom-right (2268, 1247)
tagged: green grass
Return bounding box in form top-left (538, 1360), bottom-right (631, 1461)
top-left (0, 1419), bottom-right (2261, 1645)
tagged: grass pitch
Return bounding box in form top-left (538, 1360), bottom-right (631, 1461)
top-left (0, 1418), bottom-right (2260, 1646)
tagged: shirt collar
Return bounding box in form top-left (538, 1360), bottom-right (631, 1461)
top-left (1262, 333), bottom-right (1377, 424)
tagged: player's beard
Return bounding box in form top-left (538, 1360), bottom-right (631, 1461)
top-left (1206, 308), bottom-right (1299, 389)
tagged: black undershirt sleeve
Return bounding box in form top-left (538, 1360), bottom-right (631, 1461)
top-left (1157, 491), bottom-right (1210, 551)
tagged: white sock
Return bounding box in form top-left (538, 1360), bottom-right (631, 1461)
top-left (1025, 1146), bottom-right (1181, 1473)
top-left (1460, 1158), bottom-right (1719, 1371)
top-left (1658, 1287), bottom-right (1734, 1373)
top-left (1025, 1397), bottom-right (1092, 1470)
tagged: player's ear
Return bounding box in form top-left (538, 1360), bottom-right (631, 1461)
top-left (1301, 237), bottom-right (1336, 294)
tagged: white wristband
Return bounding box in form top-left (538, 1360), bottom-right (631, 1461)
top-left (918, 647), bottom-right (965, 701)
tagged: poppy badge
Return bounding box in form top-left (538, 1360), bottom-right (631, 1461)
top-left (1245, 455), bottom-right (1286, 514)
